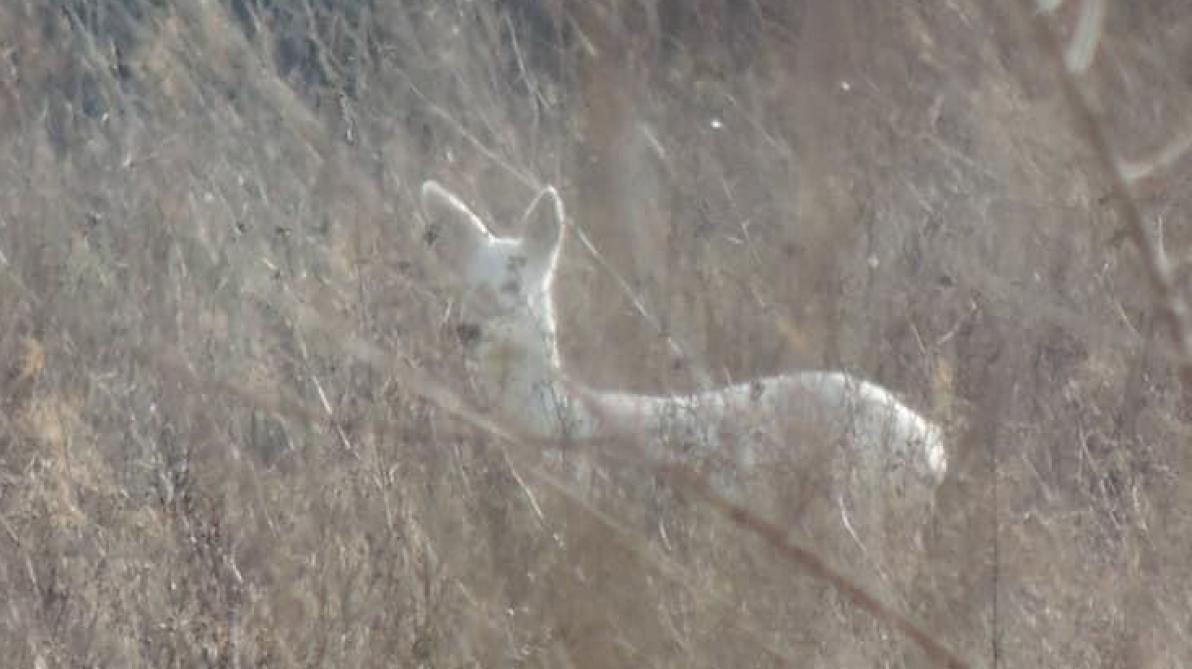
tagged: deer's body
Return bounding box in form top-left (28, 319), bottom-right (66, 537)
top-left (419, 180), bottom-right (946, 499)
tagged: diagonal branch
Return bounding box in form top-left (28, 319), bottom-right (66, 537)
top-left (663, 463), bottom-right (969, 669)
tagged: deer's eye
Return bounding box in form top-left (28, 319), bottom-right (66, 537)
top-left (423, 225), bottom-right (440, 246)
top-left (455, 322), bottom-right (482, 346)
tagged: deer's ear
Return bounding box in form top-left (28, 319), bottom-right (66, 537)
top-left (421, 181), bottom-right (492, 268)
top-left (521, 186), bottom-right (564, 262)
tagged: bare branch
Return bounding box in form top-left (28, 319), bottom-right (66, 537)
top-left (1065, 0), bottom-right (1107, 74)
top-left (1011, 0), bottom-right (1192, 387)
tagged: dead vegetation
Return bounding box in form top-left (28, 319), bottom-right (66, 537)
top-left (0, 0), bottom-right (1190, 666)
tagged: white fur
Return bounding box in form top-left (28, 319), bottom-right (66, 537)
top-left (420, 180), bottom-right (947, 493)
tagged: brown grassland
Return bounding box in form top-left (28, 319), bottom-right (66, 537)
top-left (1, 1), bottom-right (1191, 666)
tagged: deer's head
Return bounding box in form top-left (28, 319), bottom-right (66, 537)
top-left (420, 181), bottom-right (568, 429)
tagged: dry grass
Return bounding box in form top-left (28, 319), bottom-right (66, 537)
top-left (0, 0), bottom-right (1190, 666)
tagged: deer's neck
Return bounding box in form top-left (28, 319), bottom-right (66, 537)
top-left (475, 344), bottom-right (658, 444)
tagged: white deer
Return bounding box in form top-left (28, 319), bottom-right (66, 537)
top-left (420, 180), bottom-right (947, 541)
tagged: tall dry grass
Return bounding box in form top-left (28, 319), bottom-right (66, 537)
top-left (0, 1), bottom-right (1190, 666)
